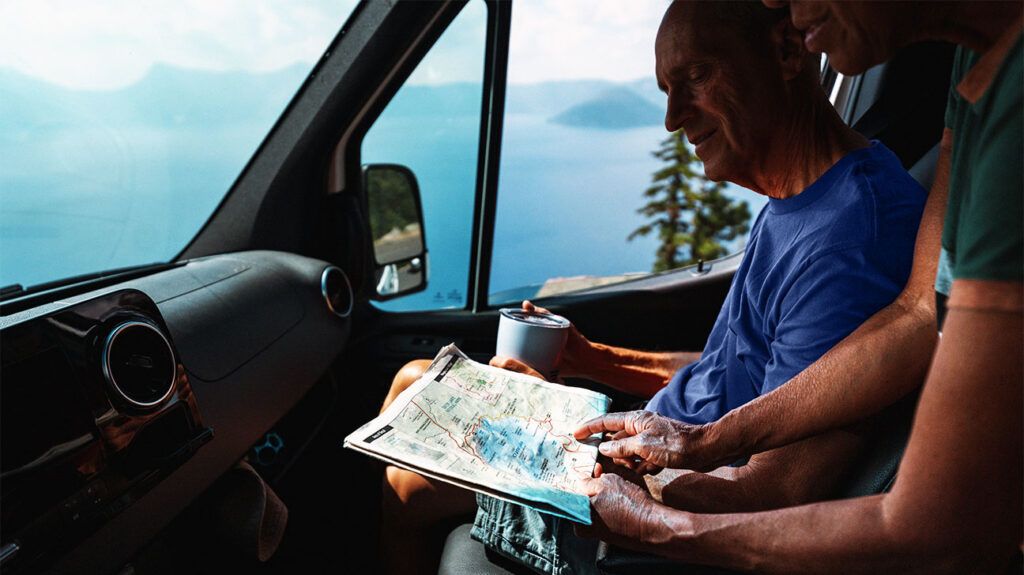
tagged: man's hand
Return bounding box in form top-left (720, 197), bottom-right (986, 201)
top-left (489, 356), bottom-right (548, 381)
top-left (575, 411), bottom-right (715, 473)
top-left (575, 473), bottom-right (658, 544)
top-left (521, 300), bottom-right (594, 379)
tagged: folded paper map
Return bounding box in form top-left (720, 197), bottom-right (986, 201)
top-left (344, 344), bottom-right (611, 524)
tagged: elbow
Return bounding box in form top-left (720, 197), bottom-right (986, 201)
top-left (893, 288), bottom-right (936, 331)
top-left (890, 292), bottom-right (939, 365)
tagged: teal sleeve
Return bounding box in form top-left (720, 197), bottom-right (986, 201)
top-left (953, 80), bottom-right (1024, 283)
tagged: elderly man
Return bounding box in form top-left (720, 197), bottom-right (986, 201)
top-left (577, 1), bottom-right (1022, 572)
top-left (378, 2), bottom-right (926, 574)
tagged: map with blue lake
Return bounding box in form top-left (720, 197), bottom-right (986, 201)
top-left (473, 416), bottom-right (590, 486)
top-left (345, 344), bottom-right (610, 524)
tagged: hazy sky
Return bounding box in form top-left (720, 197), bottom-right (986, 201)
top-left (0, 0), bottom-right (668, 90)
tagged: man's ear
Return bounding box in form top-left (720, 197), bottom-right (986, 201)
top-left (770, 16), bottom-right (807, 81)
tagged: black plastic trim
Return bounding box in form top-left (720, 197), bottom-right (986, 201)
top-left (174, 1), bottom-right (370, 260)
top-left (468, 0), bottom-right (512, 312)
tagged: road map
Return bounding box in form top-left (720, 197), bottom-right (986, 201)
top-left (344, 344), bottom-right (611, 524)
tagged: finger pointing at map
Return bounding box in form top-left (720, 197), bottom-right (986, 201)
top-left (575, 411), bottom-right (709, 472)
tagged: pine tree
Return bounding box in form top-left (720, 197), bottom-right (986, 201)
top-left (629, 130), bottom-right (751, 272)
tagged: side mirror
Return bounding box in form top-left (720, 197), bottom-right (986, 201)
top-left (363, 164), bottom-right (427, 300)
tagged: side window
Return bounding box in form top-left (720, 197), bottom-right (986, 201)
top-left (487, 1), bottom-right (768, 304)
top-left (362, 1), bottom-right (487, 312)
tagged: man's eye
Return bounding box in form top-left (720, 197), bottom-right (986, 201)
top-left (688, 65), bottom-right (710, 83)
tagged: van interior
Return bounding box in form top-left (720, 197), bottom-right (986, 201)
top-left (0, 1), bottom-right (954, 573)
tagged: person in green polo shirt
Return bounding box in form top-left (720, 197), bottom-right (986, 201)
top-left (574, 2), bottom-right (1023, 572)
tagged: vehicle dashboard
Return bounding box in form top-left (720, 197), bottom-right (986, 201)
top-left (0, 251), bottom-right (351, 574)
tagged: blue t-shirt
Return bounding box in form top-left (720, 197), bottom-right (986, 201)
top-left (647, 142), bottom-right (926, 424)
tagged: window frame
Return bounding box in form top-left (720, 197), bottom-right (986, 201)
top-left (330, 0), bottom-right (510, 313)
top-left (466, 0), bottom-right (512, 313)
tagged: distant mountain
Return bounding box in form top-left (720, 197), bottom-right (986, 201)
top-left (504, 79), bottom-right (620, 114)
top-left (383, 79), bottom-right (655, 119)
top-left (549, 86), bottom-right (663, 129)
top-left (0, 66), bottom-right (663, 130)
top-left (0, 64), bottom-right (310, 131)
top-left (626, 77), bottom-right (667, 107)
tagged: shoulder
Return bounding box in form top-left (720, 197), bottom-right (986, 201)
top-left (847, 142), bottom-right (927, 208)
top-left (814, 143), bottom-right (926, 247)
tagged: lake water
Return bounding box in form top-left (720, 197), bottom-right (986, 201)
top-left (1, 70), bottom-right (766, 310)
top-left (368, 111), bottom-right (767, 311)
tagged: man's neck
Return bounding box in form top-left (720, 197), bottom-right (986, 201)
top-left (750, 88), bottom-right (868, 200)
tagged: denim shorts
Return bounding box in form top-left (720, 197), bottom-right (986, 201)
top-left (470, 494), bottom-right (601, 575)
top-left (470, 399), bottom-right (652, 574)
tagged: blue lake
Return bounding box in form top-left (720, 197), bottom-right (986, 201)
top-left (1, 68), bottom-right (767, 308)
top-left (368, 111), bottom-right (767, 311)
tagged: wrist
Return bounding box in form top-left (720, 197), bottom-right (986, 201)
top-left (564, 338), bottom-right (608, 380)
top-left (692, 417), bottom-right (744, 470)
top-left (641, 502), bottom-right (696, 550)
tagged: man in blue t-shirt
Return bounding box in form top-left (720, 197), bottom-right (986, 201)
top-left (377, 3), bottom-right (926, 573)
top-left (644, 139), bottom-right (924, 424)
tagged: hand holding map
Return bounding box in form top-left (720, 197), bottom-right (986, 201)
top-left (344, 344), bottom-right (611, 524)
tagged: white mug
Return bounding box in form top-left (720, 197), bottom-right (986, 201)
top-left (495, 308), bottom-right (570, 380)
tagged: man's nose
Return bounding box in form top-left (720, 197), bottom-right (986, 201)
top-left (664, 89), bottom-right (695, 132)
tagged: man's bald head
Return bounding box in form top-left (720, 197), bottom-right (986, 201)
top-left (659, 0), bottom-right (791, 49)
top-left (658, 0), bottom-right (818, 76)
top-left (654, 0), bottom-right (826, 188)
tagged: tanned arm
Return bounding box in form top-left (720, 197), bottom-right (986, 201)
top-left (569, 341), bottom-right (699, 397)
top-left (581, 279), bottom-right (1023, 573)
top-left (501, 301), bottom-right (699, 397)
top-left (643, 428), bottom-right (864, 513)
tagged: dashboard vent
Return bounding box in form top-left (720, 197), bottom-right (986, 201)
top-left (102, 321), bottom-right (176, 409)
top-left (321, 266), bottom-right (353, 318)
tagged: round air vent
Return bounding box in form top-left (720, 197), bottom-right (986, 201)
top-left (102, 321), bottom-right (177, 409)
top-left (321, 266), bottom-right (353, 318)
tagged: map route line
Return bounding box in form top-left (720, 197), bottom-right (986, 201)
top-left (408, 399), bottom-right (486, 464)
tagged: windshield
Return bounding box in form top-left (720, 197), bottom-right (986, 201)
top-left (0, 0), bottom-right (358, 289)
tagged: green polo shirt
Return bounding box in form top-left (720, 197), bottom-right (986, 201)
top-left (935, 32), bottom-right (1023, 296)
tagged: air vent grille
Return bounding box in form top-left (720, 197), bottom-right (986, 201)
top-left (102, 321), bottom-right (176, 408)
top-left (321, 266), bottom-right (353, 318)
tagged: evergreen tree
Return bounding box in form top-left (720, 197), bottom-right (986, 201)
top-left (629, 130), bottom-right (751, 272)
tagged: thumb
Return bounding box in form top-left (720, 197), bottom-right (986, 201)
top-left (490, 356), bottom-right (544, 379)
top-left (523, 300), bottom-right (553, 316)
top-left (489, 356), bottom-right (513, 368)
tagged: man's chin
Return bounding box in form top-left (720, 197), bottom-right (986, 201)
top-left (700, 160), bottom-right (727, 183)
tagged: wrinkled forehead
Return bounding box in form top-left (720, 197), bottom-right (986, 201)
top-left (655, 3), bottom-right (741, 75)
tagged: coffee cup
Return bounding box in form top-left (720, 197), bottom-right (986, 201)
top-left (495, 308), bottom-right (570, 380)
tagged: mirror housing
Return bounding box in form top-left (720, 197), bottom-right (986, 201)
top-left (362, 164), bottom-right (428, 300)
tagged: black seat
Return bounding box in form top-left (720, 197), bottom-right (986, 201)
top-left (438, 524), bottom-right (533, 575)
